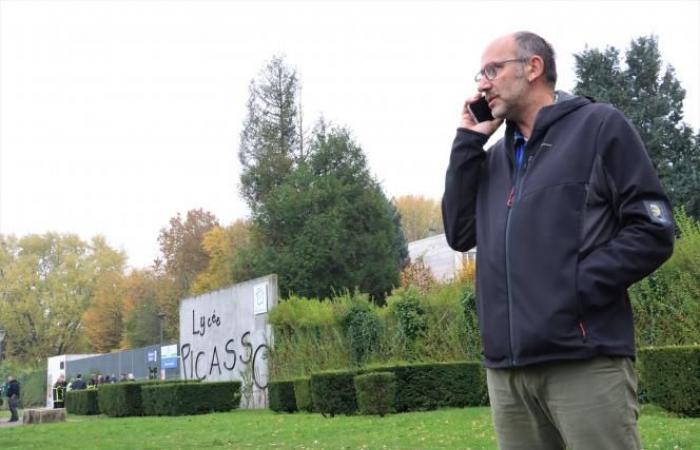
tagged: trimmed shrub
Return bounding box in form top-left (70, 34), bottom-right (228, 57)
top-left (293, 377), bottom-right (312, 412)
top-left (638, 345), bottom-right (700, 416)
top-left (308, 361), bottom-right (486, 417)
top-left (381, 361), bottom-right (487, 411)
top-left (65, 389), bottom-right (99, 415)
top-left (310, 370), bottom-right (358, 417)
top-left (354, 372), bottom-right (396, 416)
top-left (141, 381), bottom-right (241, 416)
top-left (268, 380), bottom-right (297, 413)
top-left (98, 382), bottom-right (146, 417)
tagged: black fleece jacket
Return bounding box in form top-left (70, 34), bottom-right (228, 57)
top-left (7, 380), bottom-right (20, 398)
top-left (442, 92), bottom-right (674, 369)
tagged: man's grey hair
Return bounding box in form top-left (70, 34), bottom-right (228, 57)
top-left (514, 31), bottom-right (557, 88)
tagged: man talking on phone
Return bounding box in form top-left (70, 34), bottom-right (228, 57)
top-left (442, 32), bottom-right (674, 450)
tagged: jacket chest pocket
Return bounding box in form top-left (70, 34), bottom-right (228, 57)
top-left (520, 143), bottom-right (592, 199)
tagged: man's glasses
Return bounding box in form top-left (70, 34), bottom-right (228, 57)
top-left (474, 58), bottom-right (528, 82)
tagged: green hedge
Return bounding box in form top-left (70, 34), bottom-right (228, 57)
top-left (375, 361), bottom-right (487, 411)
top-left (308, 361), bottom-right (486, 417)
top-left (310, 370), bottom-right (358, 417)
top-left (293, 378), bottom-right (313, 412)
top-left (268, 381), bottom-right (297, 413)
top-left (141, 381), bottom-right (241, 416)
top-left (65, 389), bottom-right (100, 415)
top-left (639, 345), bottom-right (700, 416)
top-left (98, 382), bottom-right (146, 417)
top-left (354, 372), bottom-right (396, 416)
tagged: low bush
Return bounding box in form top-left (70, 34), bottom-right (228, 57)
top-left (65, 389), bottom-right (99, 415)
top-left (268, 380), bottom-right (297, 413)
top-left (293, 378), bottom-right (312, 412)
top-left (354, 372), bottom-right (396, 416)
top-left (311, 370), bottom-right (358, 417)
top-left (98, 382), bottom-right (146, 417)
top-left (141, 381), bottom-right (241, 416)
top-left (638, 345), bottom-right (700, 416)
top-left (379, 361), bottom-right (487, 411)
top-left (309, 361), bottom-right (486, 417)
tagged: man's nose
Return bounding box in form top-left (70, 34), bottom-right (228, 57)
top-left (477, 77), bottom-right (492, 93)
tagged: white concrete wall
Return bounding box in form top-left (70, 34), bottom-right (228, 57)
top-left (178, 274), bottom-right (278, 409)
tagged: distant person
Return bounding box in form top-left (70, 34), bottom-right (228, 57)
top-left (53, 375), bottom-right (67, 408)
top-left (70, 374), bottom-right (86, 390)
top-left (5, 376), bottom-right (20, 422)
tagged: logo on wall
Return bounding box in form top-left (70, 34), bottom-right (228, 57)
top-left (253, 283), bottom-right (268, 315)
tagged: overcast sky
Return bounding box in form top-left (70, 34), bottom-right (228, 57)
top-left (1, 0), bottom-right (699, 269)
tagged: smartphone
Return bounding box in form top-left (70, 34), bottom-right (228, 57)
top-left (468, 96), bottom-right (495, 122)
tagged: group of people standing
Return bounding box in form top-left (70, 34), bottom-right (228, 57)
top-left (51, 372), bottom-right (136, 408)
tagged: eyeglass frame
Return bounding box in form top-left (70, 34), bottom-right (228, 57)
top-left (474, 57), bottom-right (529, 82)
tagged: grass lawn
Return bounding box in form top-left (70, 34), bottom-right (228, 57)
top-left (0, 405), bottom-right (698, 449)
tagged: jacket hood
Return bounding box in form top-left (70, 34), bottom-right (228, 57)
top-left (535, 91), bottom-right (592, 131)
top-left (505, 91), bottom-right (593, 145)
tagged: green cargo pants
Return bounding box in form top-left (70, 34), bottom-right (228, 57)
top-left (486, 356), bottom-right (641, 450)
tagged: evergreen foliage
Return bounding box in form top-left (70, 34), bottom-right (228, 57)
top-left (65, 389), bottom-right (100, 415)
top-left (638, 346), bottom-right (700, 417)
top-left (377, 362), bottom-right (487, 411)
top-left (249, 123), bottom-right (407, 300)
top-left (310, 370), bottom-right (359, 417)
top-left (292, 377), bottom-right (313, 412)
top-left (239, 55), bottom-right (302, 209)
top-left (237, 56), bottom-right (407, 301)
top-left (574, 35), bottom-right (700, 218)
top-left (353, 372), bottom-right (396, 416)
top-left (268, 380), bottom-right (297, 413)
top-left (309, 361), bottom-right (487, 418)
top-left (141, 381), bottom-right (241, 416)
top-left (97, 382), bottom-right (145, 417)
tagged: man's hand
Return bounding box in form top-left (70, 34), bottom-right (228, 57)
top-left (460, 94), bottom-right (504, 135)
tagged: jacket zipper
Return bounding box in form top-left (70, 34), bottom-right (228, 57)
top-left (504, 142), bottom-right (538, 366)
top-left (504, 201), bottom-right (516, 366)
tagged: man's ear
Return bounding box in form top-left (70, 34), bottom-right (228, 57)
top-left (527, 55), bottom-right (545, 82)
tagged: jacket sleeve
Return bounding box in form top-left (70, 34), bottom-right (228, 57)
top-left (577, 107), bottom-right (675, 307)
top-left (442, 128), bottom-right (489, 252)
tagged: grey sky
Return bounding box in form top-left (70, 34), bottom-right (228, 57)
top-left (1, 1), bottom-right (698, 269)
